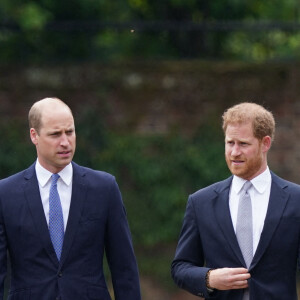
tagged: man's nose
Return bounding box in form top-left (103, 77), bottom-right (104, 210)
top-left (60, 134), bottom-right (69, 146)
top-left (231, 144), bottom-right (241, 156)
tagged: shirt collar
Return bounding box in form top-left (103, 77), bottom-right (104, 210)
top-left (232, 166), bottom-right (271, 195)
top-left (35, 159), bottom-right (73, 187)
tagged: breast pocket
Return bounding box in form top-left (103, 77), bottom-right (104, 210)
top-left (79, 214), bottom-right (103, 224)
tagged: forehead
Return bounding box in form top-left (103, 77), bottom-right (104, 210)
top-left (40, 106), bottom-right (74, 130)
top-left (225, 122), bottom-right (255, 139)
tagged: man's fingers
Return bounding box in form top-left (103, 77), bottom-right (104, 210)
top-left (209, 267), bottom-right (251, 290)
top-left (232, 271), bottom-right (251, 281)
top-left (230, 267), bottom-right (250, 275)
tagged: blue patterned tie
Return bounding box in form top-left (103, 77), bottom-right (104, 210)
top-left (49, 174), bottom-right (64, 260)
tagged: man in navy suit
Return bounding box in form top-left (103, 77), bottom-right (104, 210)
top-left (172, 102), bottom-right (300, 299)
top-left (0, 97), bottom-right (141, 300)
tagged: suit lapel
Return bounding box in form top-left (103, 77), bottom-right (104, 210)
top-left (59, 163), bottom-right (87, 266)
top-left (250, 173), bottom-right (289, 269)
top-left (23, 164), bottom-right (59, 266)
top-left (214, 173), bottom-right (289, 269)
top-left (214, 177), bottom-right (246, 267)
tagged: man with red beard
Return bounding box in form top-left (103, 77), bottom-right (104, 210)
top-left (0, 98), bottom-right (141, 300)
top-left (172, 102), bottom-right (300, 300)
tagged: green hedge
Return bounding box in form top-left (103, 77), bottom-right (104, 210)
top-left (0, 114), bottom-right (230, 247)
top-left (75, 112), bottom-right (230, 247)
top-left (0, 113), bottom-right (231, 290)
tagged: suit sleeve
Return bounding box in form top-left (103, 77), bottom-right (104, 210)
top-left (105, 178), bottom-right (141, 300)
top-left (298, 232), bottom-right (300, 271)
top-left (171, 195), bottom-right (216, 299)
top-left (0, 194), bottom-right (7, 300)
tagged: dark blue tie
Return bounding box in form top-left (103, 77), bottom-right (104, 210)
top-left (49, 174), bottom-right (64, 260)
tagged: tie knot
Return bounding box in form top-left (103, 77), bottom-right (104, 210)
top-left (243, 181), bottom-right (252, 193)
top-left (51, 173), bottom-right (60, 185)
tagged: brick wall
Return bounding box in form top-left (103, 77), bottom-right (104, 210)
top-left (1, 61), bottom-right (300, 182)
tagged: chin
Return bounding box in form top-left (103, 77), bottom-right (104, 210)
top-left (230, 169), bottom-right (247, 178)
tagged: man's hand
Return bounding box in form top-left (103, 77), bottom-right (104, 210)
top-left (208, 268), bottom-right (250, 290)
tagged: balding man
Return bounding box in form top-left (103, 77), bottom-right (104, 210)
top-left (0, 98), bottom-right (141, 300)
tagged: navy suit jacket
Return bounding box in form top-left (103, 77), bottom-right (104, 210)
top-left (172, 172), bottom-right (300, 299)
top-left (0, 162), bottom-right (141, 300)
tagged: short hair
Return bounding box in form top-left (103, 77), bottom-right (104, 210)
top-left (222, 102), bottom-right (275, 141)
top-left (28, 97), bottom-right (72, 134)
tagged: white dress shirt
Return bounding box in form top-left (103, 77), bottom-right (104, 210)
top-left (35, 160), bottom-right (73, 231)
top-left (229, 167), bottom-right (271, 255)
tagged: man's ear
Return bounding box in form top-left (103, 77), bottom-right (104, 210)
top-left (262, 136), bottom-right (272, 153)
top-left (30, 128), bottom-right (39, 145)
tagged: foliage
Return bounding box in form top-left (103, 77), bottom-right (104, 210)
top-left (0, 113), bottom-right (229, 247)
top-left (224, 31), bottom-right (300, 61)
top-left (75, 111), bottom-right (230, 246)
top-left (0, 120), bottom-right (35, 179)
top-left (0, 0), bottom-right (300, 62)
top-left (0, 111), bottom-right (229, 291)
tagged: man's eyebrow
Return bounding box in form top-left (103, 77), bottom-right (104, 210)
top-left (47, 129), bottom-right (62, 134)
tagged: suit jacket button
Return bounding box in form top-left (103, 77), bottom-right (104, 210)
top-left (58, 272), bottom-right (62, 277)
